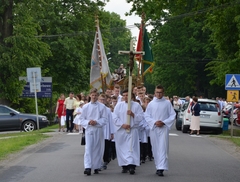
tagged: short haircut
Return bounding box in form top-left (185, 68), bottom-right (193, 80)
top-left (111, 95), bottom-right (117, 100)
top-left (137, 86), bottom-right (143, 89)
top-left (99, 94), bottom-right (106, 99)
top-left (90, 88), bottom-right (98, 94)
top-left (106, 94), bottom-right (111, 99)
top-left (143, 97), bottom-right (152, 102)
top-left (193, 97), bottom-right (198, 102)
top-left (155, 85), bottom-right (164, 92)
top-left (122, 89), bottom-right (135, 99)
top-left (122, 89), bottom-right (128, 94)
top-left (114, 84), bottom-right (120, 89)
top-left (148, 94), bottom-right (154, 100)
top-left (76, 94), bottom-right (82, 100)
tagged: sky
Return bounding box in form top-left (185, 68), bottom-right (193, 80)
top-left (104, 0), bottom-right (141, 39)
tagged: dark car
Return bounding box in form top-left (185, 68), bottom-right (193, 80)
top-left (0, 105), bottom-right (49, 132)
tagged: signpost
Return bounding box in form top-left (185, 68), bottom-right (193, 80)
top-left (225, 74), bottom-right (240, 137)
top-left (27, 67), bottom-right (41, 130)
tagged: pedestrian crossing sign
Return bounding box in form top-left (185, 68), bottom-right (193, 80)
top-left (225, 74), bottom-right (240, 90)
top-left (227, 90), bottom-right (239, 102)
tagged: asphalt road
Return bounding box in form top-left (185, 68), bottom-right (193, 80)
top-left (0, 128), bottom-right (240, 182)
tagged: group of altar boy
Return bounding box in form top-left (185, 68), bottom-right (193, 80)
top-left (79, 84), bottom-right (176, 177)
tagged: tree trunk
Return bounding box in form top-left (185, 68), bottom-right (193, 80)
top-left (0, 0), bottom-right (13, 45)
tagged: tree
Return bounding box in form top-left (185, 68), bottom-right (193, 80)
top-left (126, 0), bottom-right (227, 97)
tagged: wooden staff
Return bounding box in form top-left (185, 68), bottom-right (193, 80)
top-left (119, 40), bottom-right (145, 132)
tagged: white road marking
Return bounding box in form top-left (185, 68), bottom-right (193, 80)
top-left (169, 133), bottom-right (179, 136)
top-left (67, 133), bottom-right (80, 135)
top-left (190, 135), bottom-right (202, 137)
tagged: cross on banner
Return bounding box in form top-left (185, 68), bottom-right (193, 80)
top-left (118, 40), bottom-right (145, 133)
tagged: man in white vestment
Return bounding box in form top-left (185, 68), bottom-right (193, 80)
top-left (80, 88), bottom-right (108, 176)
top-left (144, 85), bottom-right (176, 177)
top-left (98, 94), bottom-right (114, 170)
top-left (112, 84), bottom-right (122, 103)
top-left (113, 89), bottom-right (144, 175)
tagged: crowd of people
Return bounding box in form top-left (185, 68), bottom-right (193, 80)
top-left (56, 84), bottom-right (218, 177)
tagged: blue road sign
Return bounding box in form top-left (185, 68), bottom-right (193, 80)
top-left (19, 77), bottom-right (52, 98)
top-left (225, 74), bottom-right (240, 90)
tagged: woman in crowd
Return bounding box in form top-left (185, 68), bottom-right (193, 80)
top-left (189, 97), bottom-right (201, 135)
top-left (55, 94), bottom-right (66, 132)
top-left (73, 94), bottom-right (82, 132)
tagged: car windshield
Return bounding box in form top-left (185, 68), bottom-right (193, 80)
top-left (199, 102), bottom-right (218, 112)
top-left (182, 102), bottom-right (189, 110)
top-left (0, 106), bottom-right (20, 114)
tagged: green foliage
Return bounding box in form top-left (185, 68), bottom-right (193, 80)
top-left (126, 0), bottom-right (238, 97)
top-left (0, 0), bottom-right (132, 113)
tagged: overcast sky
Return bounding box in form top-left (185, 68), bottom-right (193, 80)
top-left (104, 0), bottom-right (141, 39)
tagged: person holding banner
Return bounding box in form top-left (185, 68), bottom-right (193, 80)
top-left (112, 89), bottom-right (144, 175)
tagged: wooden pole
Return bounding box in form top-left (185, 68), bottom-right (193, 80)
top-left (95, 16), bottom-right (105, 92)
top-left (118, 41), bottom-right (144, 132)
top-left (140, 13), bottom-right (145, 86)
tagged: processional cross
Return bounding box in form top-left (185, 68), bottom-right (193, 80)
top-left (118, 40), bottom-right (145, 132)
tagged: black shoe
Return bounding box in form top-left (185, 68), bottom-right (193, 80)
top-left (122, 166), bottom-right (128, 173)
top-left (141, 160), bottom-right (145, 164)
top-left (84, 168), bottom-right (91, 176)
top-left (94, 169), bottom-right (99, 174)
top-left (129, 168), bottom-right (135, 175)
top-left (122, 169), bottom-right (128, 173)
top-left (156, 170), bottom-right (164, 176)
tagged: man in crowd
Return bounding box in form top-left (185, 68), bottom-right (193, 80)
top-left (144, 85), bottom-right (176, 177)
top-left (112, 84), bottom-right (122, 103)
top-left (98, 94), bottom-right (114, 170)
top-left (80, 88), bottom-right (108, 176)
top-left (63, 92), bottom-right (76, 132)
top-left (113, 89), bottom-right (144, 175)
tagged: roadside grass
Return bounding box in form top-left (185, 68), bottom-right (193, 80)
top-left (213, 129), bottom-right (240, 147)
top-left (0, 124), bottom-right (59, 161)
top-left (0, 124), bottom-right (58, 138)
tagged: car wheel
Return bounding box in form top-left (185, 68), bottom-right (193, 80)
top-left (235, 119), bottom-right (240, 127)
top-left (22, 120), bottom-right (36, 132)
top-left (175, 122), bottom-right (181, 130)
top-left (181, 125), bottom-right (188, 133)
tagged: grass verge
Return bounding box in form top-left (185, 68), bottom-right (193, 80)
top-left (0, 124), bottom-right (58, 161)
top-left (213, 129), bottom-right (240, 147)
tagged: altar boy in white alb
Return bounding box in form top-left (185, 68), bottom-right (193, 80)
top-left (113, 89), bottom-right (144, 175)
top-left (144, 85), bottom-right (176, 177)
top-left (80, 88), bottom-right (108, 176)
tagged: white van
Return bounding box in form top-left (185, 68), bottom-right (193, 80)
top-left (181, 98), bottom-right (223, 134)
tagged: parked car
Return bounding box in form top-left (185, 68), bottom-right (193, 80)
top-left (222, 104), bottom-right (237, 124)
top-left (179, 99), bottom-right (223, 134)
top-left (175, 101), bottom-right (189, 130)
top-left (0, 105), bottom-right (49, 132)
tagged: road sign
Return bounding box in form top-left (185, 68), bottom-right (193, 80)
top-left (19, 77), bottom-right (52, 98)
top-left (27, 67), bottom-right (42, 82)
top-left (225, 74), bottom-right (240, 90)
top-left (226, 90), bottom-right (239, 102)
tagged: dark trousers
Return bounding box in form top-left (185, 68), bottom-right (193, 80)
top-left (66, 109), bottom-right (74, 131)
top-left (109, 141), bottom-right (116, 160)
top-left (103, 139), bottom-right (111, 163)
top-left (147, 137), bottom-right (153, 159)
top-left (140, 142), bottom-right (148, 161)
